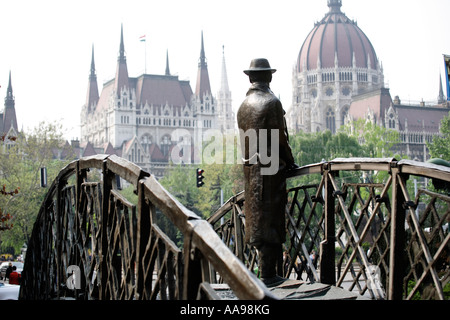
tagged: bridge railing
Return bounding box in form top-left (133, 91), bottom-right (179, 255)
top-left (19, 154), bottom-right (274, 300)
top-left (208, 158), bottom-right (450, 300)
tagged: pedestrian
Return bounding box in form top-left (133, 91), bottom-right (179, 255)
top-left (8, 266), bottom-right (20, 285)
top-left (283, 251), bottom-right (291, 276)
top-left (5, 262), bottom-right (13, 280)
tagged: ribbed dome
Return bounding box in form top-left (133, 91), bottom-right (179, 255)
top-left (297, 0), bottom-right (378, 73)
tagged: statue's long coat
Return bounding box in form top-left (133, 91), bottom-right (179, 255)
top-left (237, 82), bottom-right (295, 249)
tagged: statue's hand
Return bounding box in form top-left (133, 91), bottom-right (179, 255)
top-left (288, 163), bottom-right (300, 171)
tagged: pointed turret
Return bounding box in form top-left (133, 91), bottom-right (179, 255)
top-left (2, 71), bottom-right (18, 134)
top-left (438, 73), bottom-right (446, 104)
top-left (114, 24), bottom-right (129, 95)
top-left (86, 44), bottom-right (99, 111)
top-left (165, 49), bottom-right (171, 76)
top-left (220, 45), bottom-right (230, 93)
top-left (216, 46), bottom-right (234, 132)
top-left (195, 31), bottom-right (212, 102)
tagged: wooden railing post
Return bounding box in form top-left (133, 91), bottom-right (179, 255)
top-left (99, 159), bottom-right (114, 299)
top-left (182, 230), bottom-right (203, 300)
top-left (320, 164), bottom-right (336, 285)
top-left (135, 179), bottom-right (151, 299)
top-left (55, 176), bottom-right (62, 299)
top-left (388, 165), bottom-right (407, 300)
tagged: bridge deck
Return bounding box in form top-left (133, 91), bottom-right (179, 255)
top-left (213, 280), bottom-right (370, 300)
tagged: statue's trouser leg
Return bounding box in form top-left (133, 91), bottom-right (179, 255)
top-left (258, 243), bottom-right (284, 286)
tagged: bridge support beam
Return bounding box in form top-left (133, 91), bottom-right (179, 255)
top-left (320, 166), bottom-right (336, 285)
top-left (388, 167), bottom-right (407, 300)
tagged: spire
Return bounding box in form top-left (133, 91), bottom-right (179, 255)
top-left (165, 49), bottom-right (171, 76)
top-left (438, 73), bottom-right (446, 104)
top-left (90, 44), bottom-right (96, 78)
top-left (327, 0), bottom-right (342, 13)
top-left (6, 71), bottom-right (13, 101)
top-left (115, 24), bottom-right (129, 94)
top-left (3, 71), bottom-right (18, 133)
top-left (217, 45), bottom-right (234, 132)
top-left (198, 31), bottom-right (207, 68)
top-left (119, 24), bottom-right (126, 63)
top-left (195, 31), bottom-right (211, 101)
top-left (86, 45), bottom-right (99, 110)
top-left (220, 45), bottom-right (230, 93)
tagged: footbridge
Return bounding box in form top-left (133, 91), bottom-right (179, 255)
top-left (19, 155), bottom-right (449, 300)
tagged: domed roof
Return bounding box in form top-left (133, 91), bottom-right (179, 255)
top-left (297, 0), bottom-right (378, 73)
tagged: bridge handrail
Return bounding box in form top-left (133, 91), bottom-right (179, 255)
top-left (208, 157), bottom-right (450, 300)
top-left (20, 154), bottom-right (273, 300)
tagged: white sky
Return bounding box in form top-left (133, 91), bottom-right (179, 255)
top-left (0, 0), bottom-right (449, 140)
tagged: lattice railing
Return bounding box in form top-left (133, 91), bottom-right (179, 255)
top-left (208, 158), bottom-right (450, 300)
top-left (19, 155), bottom-right (273, 300)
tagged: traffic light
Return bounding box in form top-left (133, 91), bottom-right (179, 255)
top-left (196, 168), bottom-right (205, 188)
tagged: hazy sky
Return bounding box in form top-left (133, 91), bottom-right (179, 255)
top-left (1, 0), bottom-right (449, 140)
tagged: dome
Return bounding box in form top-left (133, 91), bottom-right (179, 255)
top-left (297, 0), bottom-right (378, 73)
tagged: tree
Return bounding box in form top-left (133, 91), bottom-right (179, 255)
top-left (427, 111), bottom-right (450, 160)
top-left (326, 131), bottom-right (365, 159)
top-left (0, 121), bottom-right (71, 253)
top-left (340, 118), bottom-right (401, 158)
top-left (289, 130), bottom-right (332, 166)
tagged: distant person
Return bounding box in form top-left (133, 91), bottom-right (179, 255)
top-left (8, 266), bottom-right (20, 285)
top-left (5, 262), bottom-right (13, 280)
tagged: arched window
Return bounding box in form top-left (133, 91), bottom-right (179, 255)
top-left (326, 107), bottom-right (336, 133)
top-left (341, 106), bottom-right (349, 125)
top-left (140, 134), bottom-right (152, 153)
top-left (161, 135), bottom-right (172, 157)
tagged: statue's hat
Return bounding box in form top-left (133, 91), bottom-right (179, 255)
top-left (244, 58), bottom-right (277, 75)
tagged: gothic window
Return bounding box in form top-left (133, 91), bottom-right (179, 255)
top-left (161, 135), bottom-right (172, 157)
top-left (123, 93), bottom-right (128, 107)
top-left (388, 113), bottom-right (395, 129)
top-left (140, 134), bottom-right (152, 153)
top-left (341, 106), bottom-right (349, 124)
top-left (326, 107), bottom-right (336, 133)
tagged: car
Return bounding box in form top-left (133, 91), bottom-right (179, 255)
top-left (0, 261), bottom-right (23, 280)
top-left (0, 282), bottom-right (20, 300)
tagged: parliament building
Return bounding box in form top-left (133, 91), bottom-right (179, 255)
top-left (80, 27), bottom-right (234, 177)
top-left (287, 0), bottom-right (449, 161)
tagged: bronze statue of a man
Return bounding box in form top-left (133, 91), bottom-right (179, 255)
top-left (237, 58), bottom-right (297, 286)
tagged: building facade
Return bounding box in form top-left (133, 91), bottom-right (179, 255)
top-left (288, 0), bottom-right (384, 134)
top-left (287, 0), bottom-right (449, 161)
top-left (80, 27), bottom-right (233, 177)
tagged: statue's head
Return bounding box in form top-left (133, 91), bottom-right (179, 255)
top-left (244, 58), bottom-right (276, 83)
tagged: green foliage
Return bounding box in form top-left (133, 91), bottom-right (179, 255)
top-left (339, 118), bottom-right (401, 158)
top-left (427, 111), bottom-right (450, 160)
top-left (0, 121), bottom-right (71, 253)
top-left (159, 162), bottom-right (243, 220)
